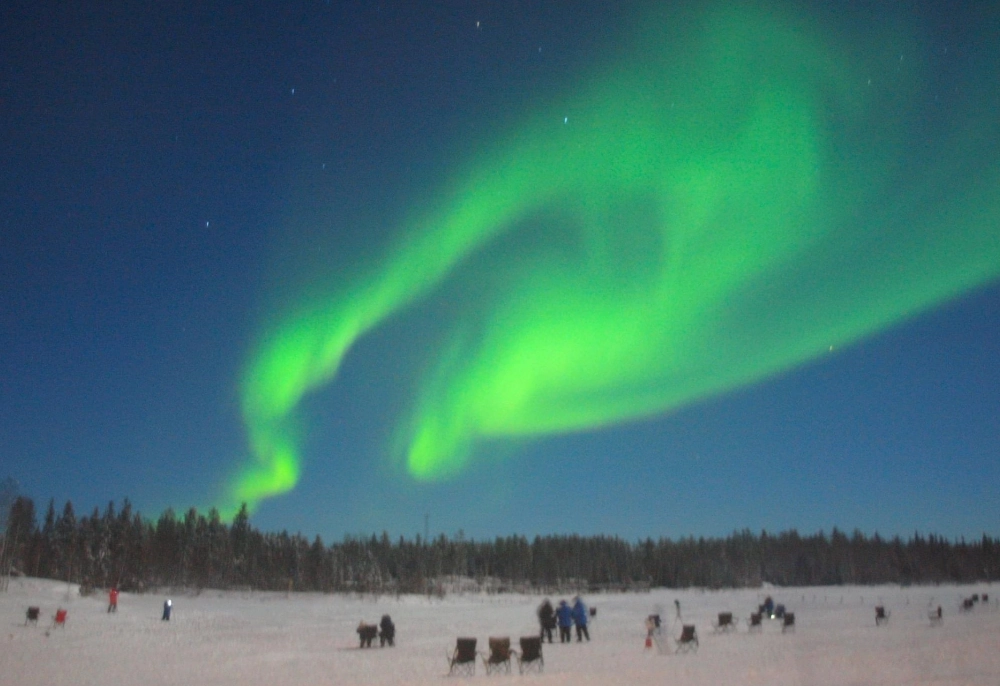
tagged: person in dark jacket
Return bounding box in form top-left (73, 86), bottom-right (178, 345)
top-left (556, 600), bottom-right (573, 643)
top-left (162, 599), bottom-right (172, 621)
top-left (379, 614), bottom-right (395, 647)
top-left (537, 598), bottom-right (556, 643)
top-left (571, 596), bottom-right (590, 642)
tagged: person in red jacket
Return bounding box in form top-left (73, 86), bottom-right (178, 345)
top-left (108, 586), bottom-right (119, 613)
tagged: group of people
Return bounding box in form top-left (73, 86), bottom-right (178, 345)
top-left (537, 596), bottom-right (590, 643)
top-left (107, 586), bottom-right (173, 621)
top-left (355, 614), bottom-right (395, 648)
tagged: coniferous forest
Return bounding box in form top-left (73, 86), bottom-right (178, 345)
top-left (1, 496), bottom-right (998, 595)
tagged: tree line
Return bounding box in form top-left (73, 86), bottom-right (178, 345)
top-left (2, 496), bottom-right (998, 594)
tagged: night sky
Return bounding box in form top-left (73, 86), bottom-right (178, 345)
top-left (3, 1), bottom-right (998, 542)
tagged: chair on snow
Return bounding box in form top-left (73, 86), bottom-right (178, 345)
top-left (875, 606), bottom-right (890, 626)
top-left (928, 606), bottom-right (943, 626)
top-left (447, 637), bottom-right (477, 676)
top-left (481, 636), bottom-right (511, 675)
top-left (747, 612), bottom-right (763, 632)
top-left (675, 624), bottom-right (698, 653)
top-left (52, 608), bottom-right (67, 628)
top-left (25, 607), bottom-right (40, 626)
top-left (516, 636), bottom-right (543, 674)
top-left (713, 612), bottom-right (737, 633)
top-left (781, 612), bottom-right (795, 633)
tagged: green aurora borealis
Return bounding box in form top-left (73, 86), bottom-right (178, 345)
top-left (230, 4), bottom-right (1000, 512)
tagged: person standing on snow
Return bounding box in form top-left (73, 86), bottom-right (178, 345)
top-left (162, 599), bottom-right (172, 621)
top-left (108, 586), bottom-right (119, 613)
top-left (537, 598), bottom-right (556, 643)
top-left (556, 600), bottom-right (573, 643)
top-left (571, 596), bottom-right (590, 642)
top-left (379, 614), bottom-right (395, 647)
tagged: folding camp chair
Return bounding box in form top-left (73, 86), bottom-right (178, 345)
top-left (25, 607), bottom-right (40, 626)
top-left (516, 636), bottom-right (543, 674)
top-left (713, 612), bottom-right (737, 633)
top-left (481, 637), bottom-right (511, 675)
top-left (675, 624), bottom-right (698, 653)
top-left (448, 637), bottom-right (477, 676)
top-left (781, 612), bottom-right (795, 633)
top-left (747, 612), bottom-right (763, 632)
top-left (875, 606), bottom-right (890, 626)
top-left (52, 609), bottom-right (67, 628)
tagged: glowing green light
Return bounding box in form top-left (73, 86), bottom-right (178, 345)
top-left (229, 4), bottom-right (1000, 509)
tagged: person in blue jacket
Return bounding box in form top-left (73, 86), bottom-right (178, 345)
top-left (571, 596), bottom-right (590, 642)
top-left (556, 599), bottom-right (573, 643)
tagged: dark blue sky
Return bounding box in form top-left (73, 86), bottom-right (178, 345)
top-left (2, 1), bottom-right (998, 541)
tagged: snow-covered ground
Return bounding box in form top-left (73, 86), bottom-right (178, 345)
top-left (2, 577), bottom-right (997, 685)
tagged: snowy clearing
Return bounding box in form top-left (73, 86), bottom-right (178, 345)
top-left (2, 577), bottom-right (998, 685)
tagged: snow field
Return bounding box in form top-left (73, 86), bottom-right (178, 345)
top-left (1, 578), bottom-right (998, 685)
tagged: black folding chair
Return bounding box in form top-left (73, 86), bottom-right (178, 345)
top-left (516, 636), bottom-right (543, 674)
top-left (448, 637), bottom-right (477, 676)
